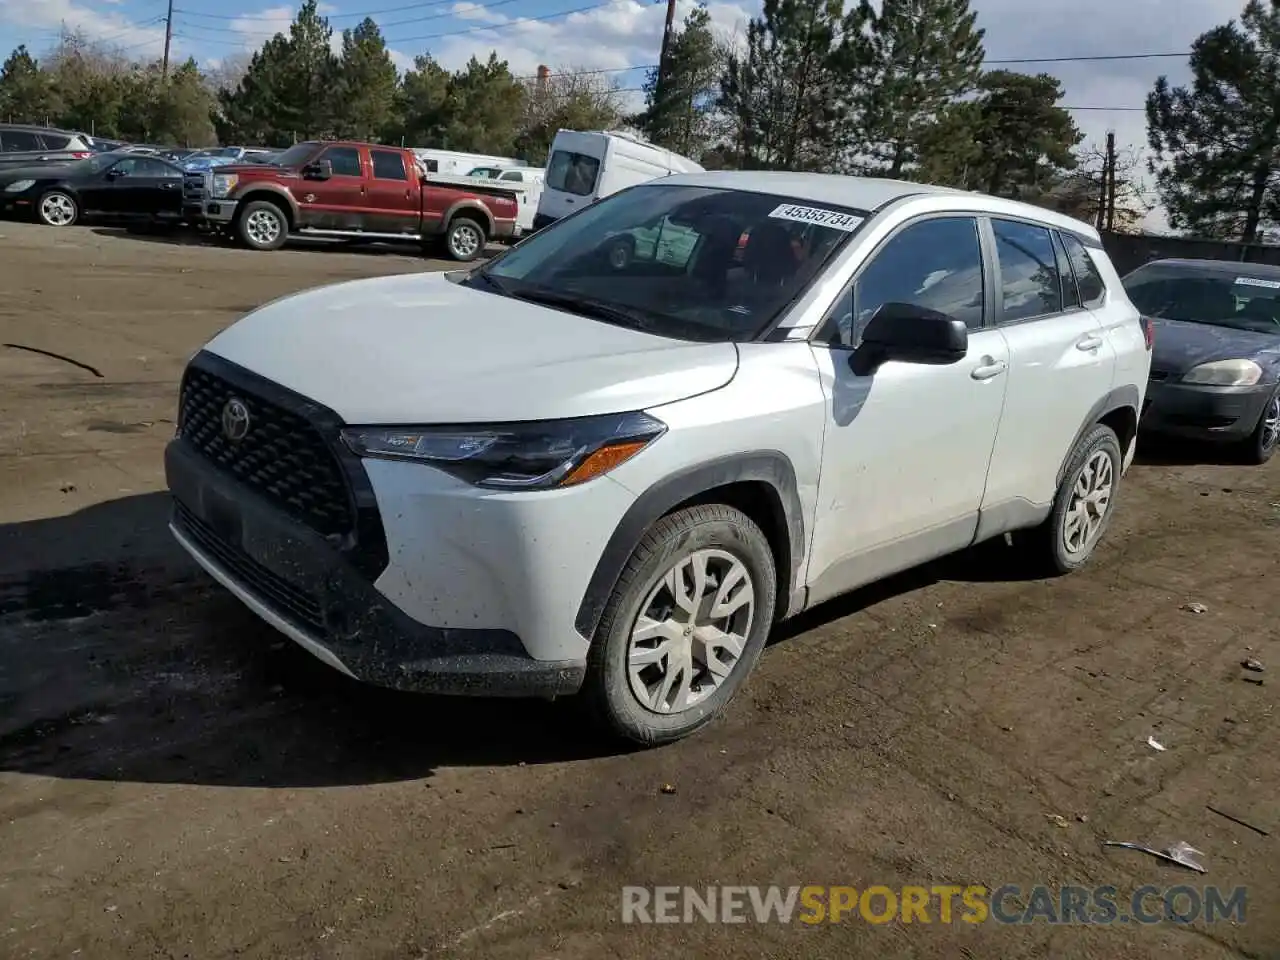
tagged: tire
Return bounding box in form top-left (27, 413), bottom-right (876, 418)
top-left (36, 190), bottom-right (78, 227)
top-left (583, 504), bottom-right (777, 746)
top-left (445, 216), bottom-right (485, 261)
top-left (606, 235), bottom-right (635, 270)
top-left (236, 199), bottom-right (288, 251)
top-left (1024, 424), bottom-right (1123, 575)
top-left (1241, 387), bottom-right (1280, 465)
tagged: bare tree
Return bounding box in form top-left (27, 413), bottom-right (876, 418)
top-left (1033, 141), bottom-right (1153, 232)
top-left (204, 52), bottom-right (252, 94)
top-left (516, 66), bottom-right (627, 163)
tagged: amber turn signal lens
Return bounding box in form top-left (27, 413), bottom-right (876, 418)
top-left (559, 440), bottom-right (651, 487)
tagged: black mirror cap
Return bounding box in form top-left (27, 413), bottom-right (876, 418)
top-left (856, 302), bottom-right (969, 367)
top-left (304, 159), bottom-right (333, 179)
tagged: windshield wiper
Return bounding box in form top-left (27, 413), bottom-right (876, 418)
top-left (465, 270), bottom-right (512, 296)
top-left (507, 287), bottom-right (654, 330)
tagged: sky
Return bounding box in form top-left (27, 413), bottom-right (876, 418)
top-left (0, 0), bottom-right (1258, 231)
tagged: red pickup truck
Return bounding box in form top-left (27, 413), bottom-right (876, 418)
top-left (185, 140), bottom-right (520, 261)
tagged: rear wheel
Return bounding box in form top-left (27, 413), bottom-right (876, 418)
top-left (445, 216), bottom-right (485, 261)
top-left (1242, 388), bottom-right (1280, 465)
top-left (36, 190), bottom-right (78, 227)
top-left (1023, 424), bottom-right (1122, 575)
top-left (236, 200), bottom-right (288, 251)
top-left (583, 504), bottom-right (777, 746)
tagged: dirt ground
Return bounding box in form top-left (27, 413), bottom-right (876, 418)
top-left (1, 221), bottom-right (1277, 960)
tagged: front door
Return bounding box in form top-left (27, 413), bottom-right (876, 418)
top-left (364, 147), bottom-right (418, 235)
top-left (804, 215), bottom-right (1010, 605)
top-left (294, 145), bottom-right (365, 230)
top-left (980, 219), bottom-right (1118, 510)
top-left (119, 156), bottom-right (184, 217)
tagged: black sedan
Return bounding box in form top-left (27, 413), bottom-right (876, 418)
top-left (0, 152), bottom-right (186, 228)
top-left (1126, 257), bottom-right (1280, 463)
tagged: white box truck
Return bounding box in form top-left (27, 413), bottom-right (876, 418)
top-left (533, 130), bottom-right (703, 232)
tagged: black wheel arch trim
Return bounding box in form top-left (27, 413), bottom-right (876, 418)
top-left (1056, 385), bottom-right (1140, 486)
top-left (574, 451), bottom-right (806, 642)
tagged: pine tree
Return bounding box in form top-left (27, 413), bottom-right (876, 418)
top-left (333, 18), bottom-right (400, 140)
top-left (436, 55), bottom-right (525, 153)
top-left (391, 53), bottom-right (452, 147)
top-left (637, 7), bottom-right (725, 159)
top-left (719, 0), bottom-right (870, 170)
top-left (278, 0), bottom-right (339, 140)
top-left (1147, 0), bottom-right (1280, 242)
top-left (852, 0), bottom-right (985, 177)
top-left (0, 46), bottom-right (60, 123)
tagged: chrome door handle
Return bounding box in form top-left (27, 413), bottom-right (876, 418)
top-left (1076, 334), bottom-right (1103, 351)
top-left (971, 359), bottom-right (1008, 381)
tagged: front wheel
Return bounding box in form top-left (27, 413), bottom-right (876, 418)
top-left (445, 216), bottom-right (485, 261)
top-left (236, 200), bottom-right (288, 251)
top-left (36, 190), bottom-right (78, 227)
top-left (583, 504), bottom-right (777, 746)
top-left (1024, 423), bottom-right (1122, 575)
top-left (1241, 388), bottom-right (1280, 465)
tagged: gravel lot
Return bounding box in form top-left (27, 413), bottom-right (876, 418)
top-left (1, 221), bottom-right (1276, 959)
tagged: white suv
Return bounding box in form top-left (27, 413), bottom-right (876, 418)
top-left (166, 172), bottom-right (1152, 745)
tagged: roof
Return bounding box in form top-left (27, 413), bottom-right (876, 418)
top-left (659, 170), bottom-right (1100, 239)
top-left (1141, 258), bottom-right (1280, 278)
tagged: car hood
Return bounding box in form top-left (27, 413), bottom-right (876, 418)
top-left (1150, 317), bottom-right (1280, 375)
top-left (203, 272), bottom-right (740, 423)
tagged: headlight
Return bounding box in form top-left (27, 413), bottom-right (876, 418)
top-left (4, 179), bottom-right (35, 193)
top-left (341, 411), bottom-right (666, 489)
top-left (1182, 359), bottom-right (1262, 386)
top-left (211, 174), bottom-right (238, 198)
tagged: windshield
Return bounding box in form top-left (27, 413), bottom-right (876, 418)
top-left (272, 143), bottom-right (319, 168)
top-left (478, 184), bottom-right (866, 342)
top-left (1124, 264), bottom-right (1280, 335)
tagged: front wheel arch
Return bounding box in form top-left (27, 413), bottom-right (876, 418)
top-left (574, 452), bottom-right (806, 642)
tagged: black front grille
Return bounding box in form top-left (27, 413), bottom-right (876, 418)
top-left (176, 503), bottom-right (324, 631)
top-left (183, 171), bottom-right (207, 202)
top-left (178, 367), bottom-right (354, 537)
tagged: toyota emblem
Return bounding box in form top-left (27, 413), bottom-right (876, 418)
top-left (221, 397), bottom-right (251, 442)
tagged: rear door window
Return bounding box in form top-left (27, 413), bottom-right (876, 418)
top-left (371, 149), bottom-right (407, 180)
top-left (320, 146), bottom-right (362, 177)
top-left (991, 219), bottom-right (1062, 323)
top-left (547, 150), bottom-right (599, 196)
top-left (498, 170), bottom-right (524, 182)
top-left (1, 130), bottom-right (41, 151)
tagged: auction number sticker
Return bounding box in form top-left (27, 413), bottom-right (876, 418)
top-left (1234, 276), bottom-right (1280, 289)
top-left (768, 204), bottom-right (863, 232)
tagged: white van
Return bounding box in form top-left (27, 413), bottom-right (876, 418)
top-left (413, 148), bottom-right (519, 177)
top-left (533, 130), bottom-right (703, 231)
top-left (466, 165), bottom-right (546, 235)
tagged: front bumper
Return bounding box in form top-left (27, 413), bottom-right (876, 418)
top-left (1140, 378), bottom-right (1274, 441)
top-left (187, 198), bottom-right (237, 224)
top-left (166, 437), bottom-right (587, 698)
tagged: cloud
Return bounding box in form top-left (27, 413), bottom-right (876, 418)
top-left (0, 0), bottom-right (168, 57)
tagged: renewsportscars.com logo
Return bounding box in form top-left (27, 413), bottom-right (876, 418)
top-left (621, 884), bottom-right (1248, 925)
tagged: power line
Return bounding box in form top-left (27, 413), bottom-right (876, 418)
top-left (175, 0), bottom-right (526, 38)
top-left (172, 0), bottom-right (460, 22)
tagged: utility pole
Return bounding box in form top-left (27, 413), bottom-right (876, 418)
top-left (1097, 130), bottom-right (1116, 234)
top-left (161, 0), bottom-right (174, 79)
top-left (652, 0), bottom-right (678, 126)
top-left (1105, 130), bottom-right (1117, 233)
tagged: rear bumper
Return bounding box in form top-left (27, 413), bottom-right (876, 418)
top-left (1140, 379), bottom-right (1274, 441)
top-left (166, 438), bottom-right (586, 697)
top-left (490, 219), bottom-right (516, 240)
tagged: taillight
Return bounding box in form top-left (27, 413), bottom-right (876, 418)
top-left (1141, 316), bottom-right (1155, 350)
top-left (71, 151), bottom-right (92, 159)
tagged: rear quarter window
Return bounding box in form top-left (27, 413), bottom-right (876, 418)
top-left (1062, 234), bottom-right (1106, 306)
top-left (40, 133), bottom-right (71, 150)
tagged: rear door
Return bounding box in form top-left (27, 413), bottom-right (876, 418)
top-left (980, 218), bottom-right (1118, 511)
top-left (540, 140), bottom-right (604, 221)
top-left (295, 144), bottom-right (365, 229)
top-left (364, 147), bottom-right (418, 235)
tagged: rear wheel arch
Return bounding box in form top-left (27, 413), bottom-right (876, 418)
top-left (444, 201), bottom-right (493, 236)
top-left (1057, 385), bottom-right (1140, 486)
top-left (575, 452), bottom-right (806, 644)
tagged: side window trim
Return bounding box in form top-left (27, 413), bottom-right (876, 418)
top-left (370, 148), bottom-right (408, 180)
top-left (811, 211), bottom-right (992, 347)
top-left (984, 215), bottom-right (1073, 327)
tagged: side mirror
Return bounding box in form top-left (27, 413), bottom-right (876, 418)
top-left (303, 159), bottom-right (332, 180)
top-left (105, 168), bottom-right (124, 179)
top-left (851, 302), bottom-right (968, 372)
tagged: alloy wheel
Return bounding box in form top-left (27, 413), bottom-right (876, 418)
top-left (1062, 449), bottom-right (1114, 557)
top-left (450, 223), bottom-right (481, 259)
top-left (244, 209), bottom-right (282, 247)
top-left (626, 548), bottom-right (755, 714)
top-left (1262, 394), bottom-right (1280, 452)
top-left (40, 193), bottom-right (76, 226)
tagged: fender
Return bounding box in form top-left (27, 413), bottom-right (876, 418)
top-left (443, 199), bottom-right (494, 235)
top-left (574, 452), bottom-right (806, 642)
top-left (231, 183), bottom-right (300, 224)
top-left (1056, 384), bottom-right (1140, 486)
